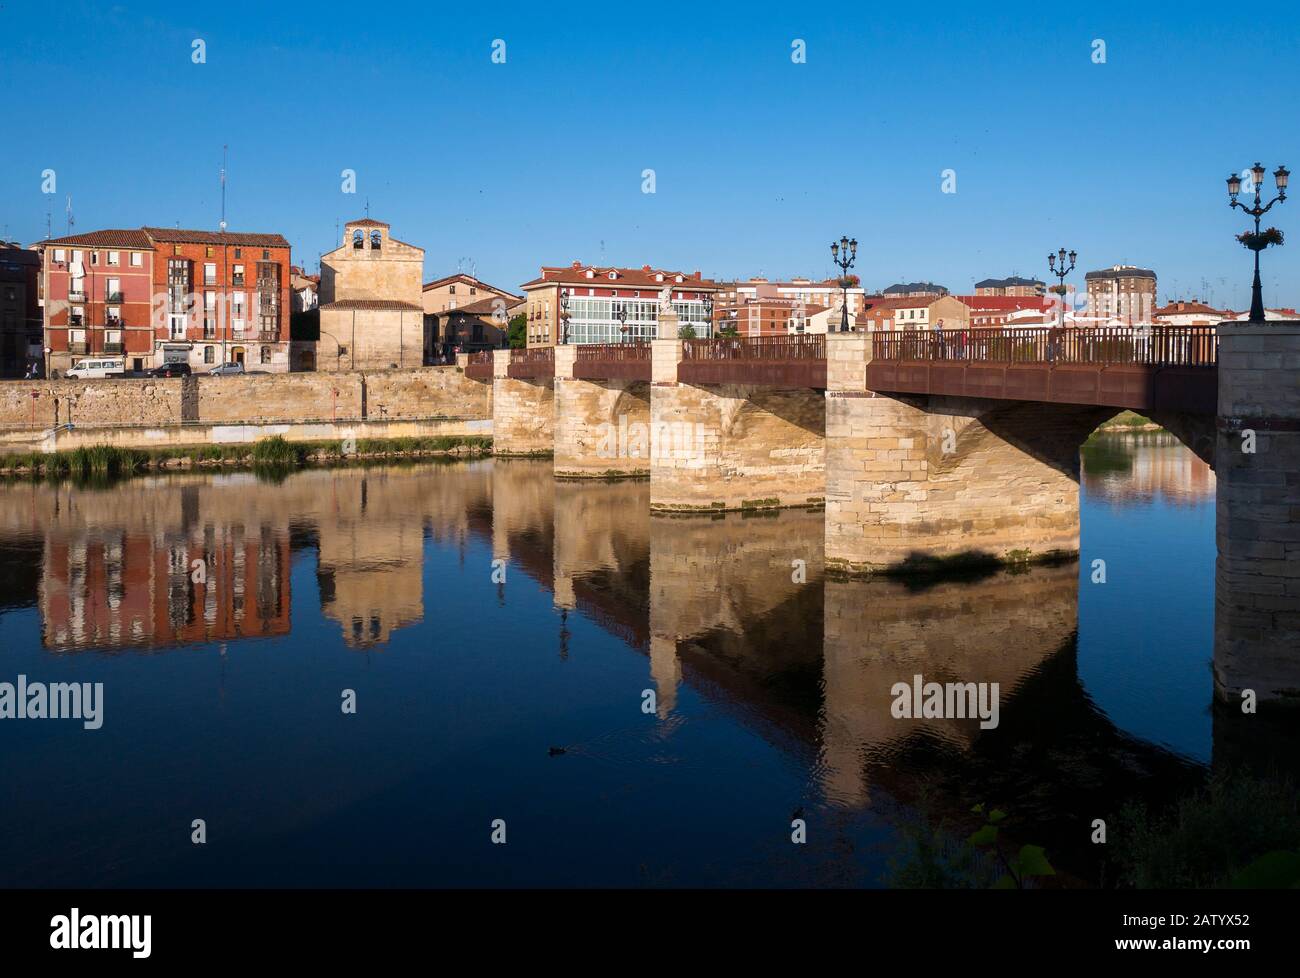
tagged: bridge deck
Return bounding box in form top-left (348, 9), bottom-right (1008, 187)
top-left (573, 342), bottom-right (651, 382)
top-left (866, 326), bottom-right (1218, 413)
top-left (678, 335), bottom-right (827, 388)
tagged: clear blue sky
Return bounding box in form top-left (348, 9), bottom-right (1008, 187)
top-left (3, 0), bottom-right (1297, 308)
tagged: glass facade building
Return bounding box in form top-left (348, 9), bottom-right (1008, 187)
top-left (565, 296), bottom-right (713, 344)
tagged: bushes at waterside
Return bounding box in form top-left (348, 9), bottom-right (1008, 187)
top-left (0, 434), bottom-right (493, 481)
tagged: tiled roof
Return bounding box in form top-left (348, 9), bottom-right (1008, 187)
top-left (1153, 300), bottom-right (1224, 317)
top-left (442, 296), bottom-right (525, 317)
top-left (38, 229), bottom-right (154, 249)
top-left (320, 299), bottom-right (423, 311)
top-left (422, 273), bottom-right (521, 300)
top-left (883, 282), bottom-right (948, 295)
top-left (522, 264), bottom-right (719, 290)
top-left (344, 218), bottom-right (390, 228)
top-left (1084, 266), bottom-right (1157, 280)
top-left (954, 294), bottom-right (1049, 311)
top-left (974, 276), bottom-right (1044, 288)
top-left (143, 227), bottom-right (290, 248)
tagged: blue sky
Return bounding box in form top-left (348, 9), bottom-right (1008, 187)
top-left (2, 0), bottom-right (1297, 308)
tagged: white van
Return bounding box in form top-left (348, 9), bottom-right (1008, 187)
top-left (65, 357), bottom-right (126, 379)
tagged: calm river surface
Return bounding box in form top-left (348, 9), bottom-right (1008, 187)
top-left (0, 434), bottom-right (1235, 886)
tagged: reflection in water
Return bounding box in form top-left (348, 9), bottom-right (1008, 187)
top-left (0, 433), bottom-right (1267, 887)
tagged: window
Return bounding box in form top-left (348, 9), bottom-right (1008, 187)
top-left (369, 231), bottom-right (381, 249)
top-left (233, 264), bottom-right (245, 286)
top-left (234, 248), bottom-right (242, 259)
top-left (108, 251), bottom-right (120, 266)
top-left (262, 249), bottom-right (270, 260)
top-left (470, 287), bottom-right (477, 295)
top-left (260, 346), bottom-right (271, 364)
top-left (130, 252), bottom-right (142, 267)
top-left (91, 251), bottom-right (99, 265)
top-left (204, 346), bottom-right (215, 364)
top-left (72, 250), bottom-right (83, 263)
top-left (449, 285), bottom-right (456, 294)
top-left (352, 230), bottom-right (364, 249)
top-left (54, 248), bottom-right (66, 262)
top-left (106, 278), bottom-right (121, 301)
top-left (173, 245), bottom-right (182, 255)
top-left (205, 246), bottom-right (214, 258)
top-left (204, 263), bottom-right (216, 285)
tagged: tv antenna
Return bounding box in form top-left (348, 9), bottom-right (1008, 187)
top-left (219, 144), bottom-right (228, 232)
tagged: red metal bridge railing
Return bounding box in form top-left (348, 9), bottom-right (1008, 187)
top-left (682, 334), bottom-right (827, 361)
top-left (870, 326), bottom-right (1217, 367)
top-left (575, 341), bottom-right (651, 361)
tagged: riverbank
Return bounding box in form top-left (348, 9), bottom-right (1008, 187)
top-left (0, 434), bottom-right (492, 479)
top-left (1094, 411), bottom-right (1162, 432)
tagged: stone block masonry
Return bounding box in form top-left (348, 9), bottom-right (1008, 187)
top-left (552, 345), bottom-right (649, 478)
top-left (491, 349), bottom-right (554, 456)
top-left (1214, 321), bottom-right (1300, 704)
top-left (0, 366), bottom-right (491, 435)
top-left (647, 338), bottom-right (824, 510)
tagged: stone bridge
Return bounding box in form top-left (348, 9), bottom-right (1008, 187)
top-left (462, 321), bottom-right (1300, 704)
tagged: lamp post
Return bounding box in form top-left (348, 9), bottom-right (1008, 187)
top-left (830, 235), bottom-right (857, 332)
top-left (700, 289), bottom-right (714, 338)
top-left (1046, 247), bottom-right (1076, 331)
top-left (613, 301), bottom-right (629, 343)
top-left (1228, 162), bottom-right (1289, 322)
top-left (560, 288), bottom-right (571, 345)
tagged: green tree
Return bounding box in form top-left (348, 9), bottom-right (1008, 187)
top-left (507, 313), bottom-right (526, 349)
top-left (678, 324), bottom-right (697, 339)
top-left (719, 323), bottom-right (739, 337)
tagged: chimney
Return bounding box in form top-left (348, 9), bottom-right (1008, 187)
top-left (693, 270), bottom-right (701, 280)
top-left (642, 264), bottom-right (652, 272)
top-left (571, 260), bottom-right (582, 269)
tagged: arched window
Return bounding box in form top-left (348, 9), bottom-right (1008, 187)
top-left (369, 230), bottom-right (382, 250)
top-left (352, 229), bottom-right (364, 249)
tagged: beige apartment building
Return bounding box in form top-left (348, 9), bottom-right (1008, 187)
top-left (422, 273), bottom-right (522, 358)
top-left (858, 294), bottom-right (971, 332)
top-left (319, 218), bottom-right (424, 370)
top-left (974, 275), bottom-right (1045, 297)
top-left (1085, 265), bottom-right (1158, 325)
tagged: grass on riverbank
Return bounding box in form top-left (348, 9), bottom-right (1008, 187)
top-left (0, 434), bottom-right (494, 481)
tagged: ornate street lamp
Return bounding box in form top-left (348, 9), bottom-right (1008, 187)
top-left (1046, 247), bottom-right (1077, 330)
top-left (1228, 162), bottom-right (1289, 322)
top-left (830, 235), bottom-right (858, 333)
top-left (700, 289), bottom-right (714, 338)
top-left (613, 301), bottom-right (629, 343)
top-left (560, 287), bottom-right (571, 344)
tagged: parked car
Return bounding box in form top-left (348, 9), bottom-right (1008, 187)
top-left (147, 362), bottom-right (192, 378)
top-left (208, 362), bottom-right (246, 376)
top-left (65, 357), bottom-right (125, 379)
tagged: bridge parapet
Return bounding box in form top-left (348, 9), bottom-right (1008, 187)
top-left (678, 335), bottom-right (827, 388)
top-left (572, 341), bottom-right (652, 382)
top-left (866, 326), bottom-right (1217, 412)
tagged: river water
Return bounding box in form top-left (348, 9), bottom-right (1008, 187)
top-left (0, 433), bottom-right (1245, 887)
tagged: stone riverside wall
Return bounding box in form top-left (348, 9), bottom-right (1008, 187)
top-left (1213, 321), bottom-right (1300, 703)
top-left (0, 366), bottom-right (490, 432)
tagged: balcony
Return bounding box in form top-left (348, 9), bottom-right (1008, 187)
top-left (105, 291), bottom-right (124, 303)
top-left (103, 342), bottom-right (123, 354)
top-left (68, 290), bottom-right (87, 302)
top-left (68, 341), bottom-right (88, 355)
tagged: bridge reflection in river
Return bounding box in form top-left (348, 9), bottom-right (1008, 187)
top-left (0, 438), bottom-right (1285, 887)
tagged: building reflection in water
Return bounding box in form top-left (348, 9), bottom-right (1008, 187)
top-left (0, 445), bottom-right (1255, 884)
top-left (1082, 431), bottom-right (1215, 507)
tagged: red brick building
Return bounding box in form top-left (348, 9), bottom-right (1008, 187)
top-left (38, 226), bottom-right (292, 376)
top-left (0, 243), bottom-right (43, 377)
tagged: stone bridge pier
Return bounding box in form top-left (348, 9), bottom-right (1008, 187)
top-left (490, 349), bottom-right (554, 456)
top-left (1213, 321), bottom-right (1300, 704)
top-left (648, 339), bottom-right (825, 512)
top-left (825, 333), bottom-right (1109, 573)
top-left (552, 346), bottom-right (651, 479)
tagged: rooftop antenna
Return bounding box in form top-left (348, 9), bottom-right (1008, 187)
top-left (65, 195), bottom-right (74, 235)
top-left (46, 211), bottom-right (52, 240)
top-left (364, 196), bottom-right (370, 219)
top-left (219, 144), bottom-right (228, 232)
top-left (335, 217), bottom-right (340, 246)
